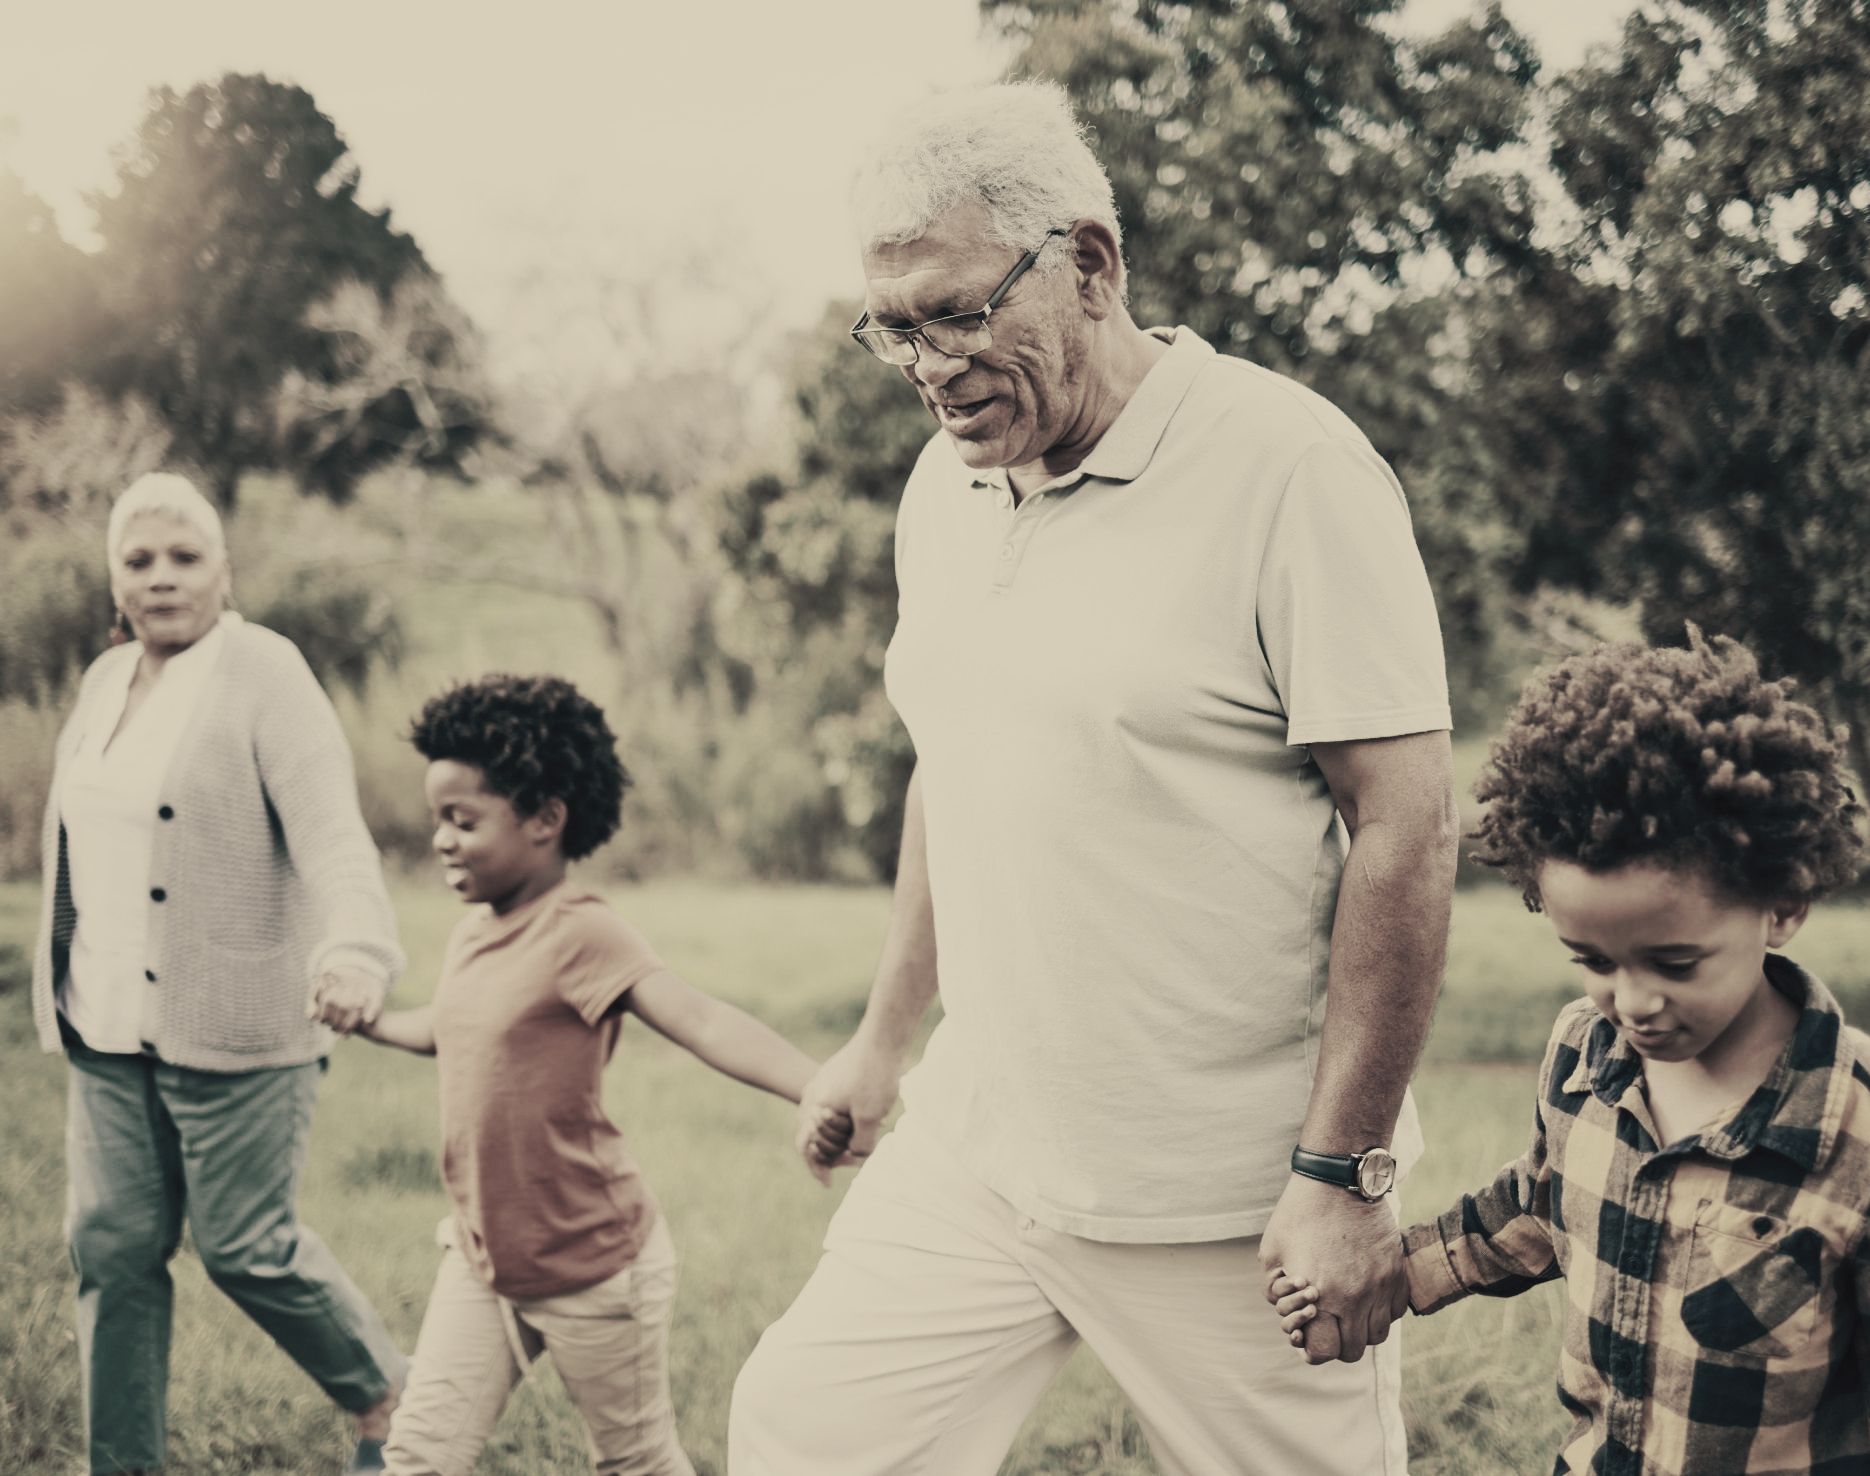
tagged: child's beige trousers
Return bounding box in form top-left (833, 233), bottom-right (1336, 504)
top-left (385, 1215), bottom-right (693, 1476)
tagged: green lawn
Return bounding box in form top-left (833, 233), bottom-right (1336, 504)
top-left (2, 879), bottom-right (1865, 1475)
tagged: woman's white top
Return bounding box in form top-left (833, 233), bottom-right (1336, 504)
top-left (58, 616), bottom-right (232, 1053)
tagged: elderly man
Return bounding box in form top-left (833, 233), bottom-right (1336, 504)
top-left (731, 81), bottom-right (1457, 1475)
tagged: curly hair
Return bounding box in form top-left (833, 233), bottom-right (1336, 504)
top-left (408, 675), bottom-right (630, 862)
top-left (1471, 628), bottom-right (1865, 909)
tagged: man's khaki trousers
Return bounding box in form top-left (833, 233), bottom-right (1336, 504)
top-left (730, 1113), bottom-right (1409, 1476)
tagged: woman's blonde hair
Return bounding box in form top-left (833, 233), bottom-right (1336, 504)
top-left (107, 473), bottom-right (226, 561)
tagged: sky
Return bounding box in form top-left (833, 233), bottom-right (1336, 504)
top-left (1, 0), bottom-right (1639, 364)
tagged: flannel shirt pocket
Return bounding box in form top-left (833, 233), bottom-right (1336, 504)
top-left (1678, 1201), bottom-right (1824, 1359)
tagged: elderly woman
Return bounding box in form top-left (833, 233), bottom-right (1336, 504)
top-left (29, 473), bottom-right (408, 1476)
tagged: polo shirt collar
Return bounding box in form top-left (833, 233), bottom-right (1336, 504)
top-left (967, 325), bottom-right (1215, 495)
top-left (1563, 954), bottom-right (1852, 1171)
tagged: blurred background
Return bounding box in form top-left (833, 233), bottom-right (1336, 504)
top-left (14, 0), bottom-right (1865, 887)
top-left (3, 2), bottom-right (1867, 1471)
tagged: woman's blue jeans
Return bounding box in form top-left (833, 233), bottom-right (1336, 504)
top-left (64, 1044), bottom-right (407, 1474)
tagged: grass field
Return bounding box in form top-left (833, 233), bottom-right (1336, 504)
top-left (3, 879), bottom-right (1867, 1475)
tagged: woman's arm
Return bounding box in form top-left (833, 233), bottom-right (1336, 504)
top-left (356, 1004), bottom-right (437, 1056)
top-left (248, 635), bottom-right (405, 1004)
top-left (625, 969), bottom-right (818, 1102)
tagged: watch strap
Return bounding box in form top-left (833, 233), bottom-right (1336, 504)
top-left (1290, 1145), bottom-right (1361, 1188)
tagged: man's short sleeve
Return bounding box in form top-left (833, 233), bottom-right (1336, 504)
top-left (1257, 437), bottom-right (1452, 747)
top-left (552, 899), bottom-right (666, 1027)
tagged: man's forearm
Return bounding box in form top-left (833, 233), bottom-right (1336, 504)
top-left (1300, 806), bottom-right (1457, 1152)
top-left (854, 766), bottom-right (939, 1059)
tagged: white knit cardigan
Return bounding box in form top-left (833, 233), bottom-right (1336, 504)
top-left (32, 619), bottom-right (406, 1070)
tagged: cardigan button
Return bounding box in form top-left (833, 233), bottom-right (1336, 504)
top-left (158, 805), bottom-right (175, 820)
top-left (150, 887), bottom-right (167, 903)
top-left (144, 969), bottom-right (157, 983)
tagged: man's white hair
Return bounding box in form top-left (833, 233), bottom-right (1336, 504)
top-left (851, 81), bottom-right (1122, 269)
top-left (107, 472), bottom-right (226, 560)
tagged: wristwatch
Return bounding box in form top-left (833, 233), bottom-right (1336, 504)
top-left (1291, 1144), bottom-right (1398, 1201)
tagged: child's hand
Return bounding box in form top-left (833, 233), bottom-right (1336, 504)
top-left (805, 1107), bottom-right (856, 1170)
top-left (1266, 1268), bottom-right (1321, 1349)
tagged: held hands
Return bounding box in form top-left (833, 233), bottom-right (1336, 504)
top-left (792, 1035), bottom-right (903, 1187)
top-left (1258, 1173), bottom-right (1409, 1364)
top-left (306, 963), bottom-right (386, 1038)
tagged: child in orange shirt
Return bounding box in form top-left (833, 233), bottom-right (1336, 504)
top-left (359, 674), bottom-right (847, 1475)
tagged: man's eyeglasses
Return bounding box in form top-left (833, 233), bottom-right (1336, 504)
top-left (850, 228), bottom-right (1070, 366)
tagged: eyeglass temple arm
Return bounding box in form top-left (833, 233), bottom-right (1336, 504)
top-left (984, 227), bottom-right (1072, 315)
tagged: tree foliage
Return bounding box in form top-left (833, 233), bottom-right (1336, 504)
top-left (1451, 0), bottom-right (1870, 777)
top-left (713, 304), bottom-right (930, 878)
top-left (984, 0), bottom-right (1542, 376)
top-left (82, 73), bottom-right (488, 502)
top-left (0, 173), bottom-right (99, 418)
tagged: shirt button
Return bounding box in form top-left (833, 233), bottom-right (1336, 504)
top-left (158, 805), bottom-right (175, 820)
top-left (150, 887), bottom-right (167, 903)
top-left (999, 544), bottom-right (1014, 560)
top-left (144, 969), bottom-right (157, 983)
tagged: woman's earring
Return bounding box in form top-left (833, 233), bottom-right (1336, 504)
top-left (109, 607), bottom-right (132, 645)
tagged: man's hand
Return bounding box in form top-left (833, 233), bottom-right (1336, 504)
top-left (793, 1035), bottom-right (904, 1187)
top-left (307, 964), bottom-right (386, 1038)
top-left (1259, 1173), bottom-right (1408, 1364)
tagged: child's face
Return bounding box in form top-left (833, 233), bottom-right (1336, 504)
top-left (1536, 859), bottom-right (1807, 1067)
top-left (424, 759), bottom-right (558, 912)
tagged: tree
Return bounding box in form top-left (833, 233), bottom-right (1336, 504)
top-left (983, 0), bottom-right (1541, 378)
top-left (275, 274), bottom-right (492, 500)
top-left (713, 302), bottom-right (930, 878)
top-left (1453, 0), bottom-right (1870, 778)
top-left (0, 172), bottom-right (98, 418)
top-left (87, 73), bottom-right (482, 501)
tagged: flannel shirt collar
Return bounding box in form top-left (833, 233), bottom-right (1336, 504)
top-left (967, 325), bottom-right (1213, 498)
top-left (1562, 954), bottom-right (1850, 1172)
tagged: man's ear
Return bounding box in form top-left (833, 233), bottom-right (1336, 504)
top-left (1068, 220), bottom-right (1126, 321)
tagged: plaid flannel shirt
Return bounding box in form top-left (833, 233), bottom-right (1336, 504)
top-left (1402, 956), bottom-right (1870, 1476)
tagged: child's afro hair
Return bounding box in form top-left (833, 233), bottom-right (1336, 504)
top-left (1471, 627), bottom-right (1865, 909)
top-left (408, 674), bottom-right (630, 862)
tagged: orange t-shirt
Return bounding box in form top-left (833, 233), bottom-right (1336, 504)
top-left (432, 882), bottom-right (662, 1298)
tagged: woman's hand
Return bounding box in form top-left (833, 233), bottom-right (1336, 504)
top-left (308, 964), bottom-right (387, 1037)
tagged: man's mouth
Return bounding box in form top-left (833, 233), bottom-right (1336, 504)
top-left (932, 396), bottom-right (994, 432)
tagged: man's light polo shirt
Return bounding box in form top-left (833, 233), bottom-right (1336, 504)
top-left (885, 325), bottom-right (1451, 1243)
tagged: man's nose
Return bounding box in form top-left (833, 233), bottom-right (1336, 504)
top-left (910, 339), bottom-right (969, 390)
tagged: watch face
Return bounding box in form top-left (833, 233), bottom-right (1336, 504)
top-left (1357, 1149), bottom-right (1397, 1198)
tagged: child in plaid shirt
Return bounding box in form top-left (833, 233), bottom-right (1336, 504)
top-left (1271, 630), bottom-right (1870, 1475)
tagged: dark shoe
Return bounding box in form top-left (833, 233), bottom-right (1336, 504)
top-left (343, 1437), bottom-right (386, 1473)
